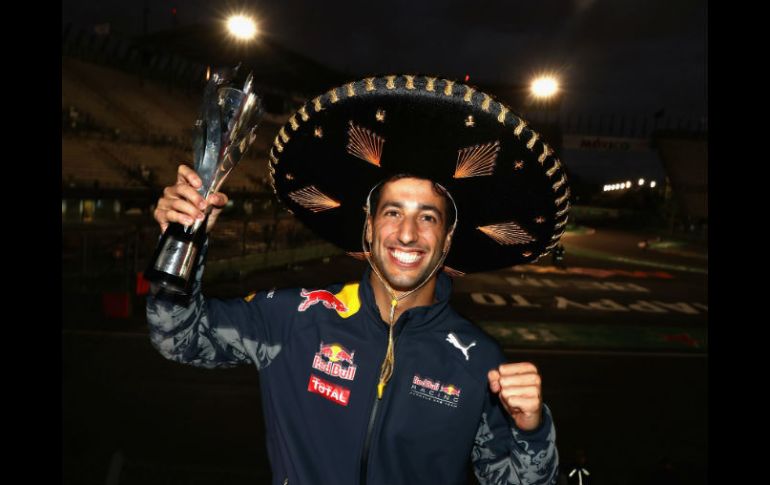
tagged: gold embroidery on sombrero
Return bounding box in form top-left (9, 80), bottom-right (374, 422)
top-left (556, 201), bottom-right (570, 218)
top-left (289, 115), bottom-right (299, 131)
top-left (425, 77), bottom-right (436, 92)
top-left (274, 138), bottom-right (284, 152)
top-left (514, 160), bottom-right (524, 170)
top-left (481, 94), bottom-right (491, 112)
top-left (288, 186), bottom-right (341, 213)
top-left (285, 173), bottom-right (294, 180)
top-left (477, 221), bottom-right (536, 245)
top-left (546, 158), bottom-right (561, 178)
top-left (329, 88), bottom-right (339, 103)
top-left (347, 121), bottom-right (384, 167)
top-left (539, 143), bottom-right (553, 164)
top-left (522, 251), bottom-right (532, 258)
top-left (465, 115), bottom-right (475, 127)
top-left (314, 126), bottom-right (323, 138)
top-left (365, 77), bottom-right (376, 92)
top-left (454, 141), bottom-right (500, 178)
top-left (279, 127), bottom-right (290, 143)
top-left (556, 187), bottom-right (571, 206)
top-left (545, 241), bottom-right (559, 251)
top-left (375, 109), bottom-right (386, 122)
top-left (464, 86), bottom-right (476, 103)
top-left (554, 218), bottom-right (568, 230)
top-left (405, 75), bottom-right (415, 90)
top-left (535, 216), bottom-right (545, 224)
top-left (386, 76), bottom-right (396, 90)
top-left (552, 173), bottom-right (567, 192)
top-left (346, 83), bottom-right (356, 97)
top-left (527, 131), bottom-right (539, 149)
top-left (551, 228), bottom-right (566, 241)
top-left (443, 79), bottom-right (455, 96)
top-left (313, 96), bottom-right (323, 112)
top-left (497, 104), bottom-right (509, 124)
top-left (299, 106), bottom-right (309, 121)
top-left (514, 119), bottom-right (528, 137)
top-left (268, 149), bottom-right (278, 165)
top-left (267, 162), bottom-right (275, 179)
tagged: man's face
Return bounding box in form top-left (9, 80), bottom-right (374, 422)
top-left (367, 177), bottom-right (451, 292)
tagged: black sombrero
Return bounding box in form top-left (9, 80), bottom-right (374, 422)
top-left (267, 75), bottom-right (570, 275)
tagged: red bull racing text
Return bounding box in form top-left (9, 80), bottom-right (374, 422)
top-left (312, 342), bottom-right (358, 381)
top-left (410, 374), bottom-right (462, 408)
top-left (307, 374), bottom-right (351, 406)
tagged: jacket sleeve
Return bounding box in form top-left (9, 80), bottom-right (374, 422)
top-left (471, 393), bottom-right (559, 485)
top-left (146, 239), bottom-right (286, 370)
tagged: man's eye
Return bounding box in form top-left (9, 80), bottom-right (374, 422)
top-left (384, 210), bottom-right (399, 217)
top-left (421, 214), bottom-right (437, 223)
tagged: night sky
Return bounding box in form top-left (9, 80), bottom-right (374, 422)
top-left (62, 0), bottom-right (707, 119)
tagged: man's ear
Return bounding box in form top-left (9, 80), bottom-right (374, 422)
top-left (366, 217), bottom-right (373, 244)
top-left (443, 230), bottom-right (454, 254)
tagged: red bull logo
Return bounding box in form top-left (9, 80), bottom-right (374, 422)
top-left (312, 342), bottom-right (357, 381)
top-left (440, 384), bottom-right (461, 397)
top-left (307, 374), bottom-right (350, 406)
top-left (298, 289), bottom-right (348, 313)
top-left (410, 374), bottom-right (461, 408)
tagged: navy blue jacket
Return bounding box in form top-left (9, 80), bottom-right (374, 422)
top-left (147, 245), bottom-right (558, 485)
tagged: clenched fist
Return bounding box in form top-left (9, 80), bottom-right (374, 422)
top-left (488, 362), bottom-right (543, 432)
top-left (153, 164), bottom-right (229, 234)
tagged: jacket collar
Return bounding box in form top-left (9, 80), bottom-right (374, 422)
top-left (359, 266), bottom-right (453, 335)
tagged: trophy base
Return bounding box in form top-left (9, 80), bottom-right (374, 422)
top-left (144, 222), bottom-right (205, 297)
top-left (144, 269), bottom-right (191, 296)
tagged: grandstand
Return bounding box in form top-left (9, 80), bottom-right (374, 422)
top-left (62, 55), bottom-right (284, 196)
top-left (61, 22), bottom-right (348, 308)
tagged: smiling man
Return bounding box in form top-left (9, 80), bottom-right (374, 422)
top-left (147, 75), bottom-right (570, 485)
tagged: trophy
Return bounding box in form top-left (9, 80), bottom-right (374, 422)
top-left (145, 66), bottom-right (264, 295)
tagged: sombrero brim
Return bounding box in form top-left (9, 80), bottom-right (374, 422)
top-left (267, 75), bottom-right (570, 274)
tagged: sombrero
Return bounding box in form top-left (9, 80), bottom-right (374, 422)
top-left (267, 75), bottom-right (570, 275)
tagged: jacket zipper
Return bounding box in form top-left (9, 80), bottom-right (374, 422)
top-left (359, 334), bottom-right (401, 485)
top-left (358, 392), bottom-right (380, 485)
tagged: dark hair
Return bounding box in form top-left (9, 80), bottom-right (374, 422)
top-left (367, 173), bottom-right (457, 231)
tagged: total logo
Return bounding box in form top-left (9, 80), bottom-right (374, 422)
top-left (307, 374), bottom-right (351, 407)
top-left (311, 342), bottom-right (358, 381)
top-left (410, 374), bottom-right (462, 408)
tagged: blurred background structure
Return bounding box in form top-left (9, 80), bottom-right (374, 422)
top-left (62, 2), bottom-right (707, 484)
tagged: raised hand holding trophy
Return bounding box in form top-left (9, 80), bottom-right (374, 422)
top-left (145, 67), bottom-right (264, 295)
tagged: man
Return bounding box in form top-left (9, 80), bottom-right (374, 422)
top-left (148, 75), bottom-right (570, 485)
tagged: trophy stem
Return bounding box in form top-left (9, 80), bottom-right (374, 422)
top-left (144, 217), bottom-right (209, 295)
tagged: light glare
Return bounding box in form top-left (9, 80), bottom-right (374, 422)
top-left (227, 15), bottom-right (257, 40)
top-left (531, 76), bottom-right (559, 98)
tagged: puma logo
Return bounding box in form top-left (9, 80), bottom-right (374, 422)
top-left (446, 333), bottom-right (476, 361)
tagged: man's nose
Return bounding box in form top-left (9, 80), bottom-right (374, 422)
top-left (397, 217), bottom-right (418, 245)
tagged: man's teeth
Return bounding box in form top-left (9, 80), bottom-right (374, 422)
top-left (391, 249), bottom-right (422, 264)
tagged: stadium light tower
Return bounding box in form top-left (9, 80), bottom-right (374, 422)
top-left (226, 14), bottom-right (258, 41)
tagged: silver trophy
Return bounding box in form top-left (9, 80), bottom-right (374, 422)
top-left (145, 66), bottom-right (264, 295)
